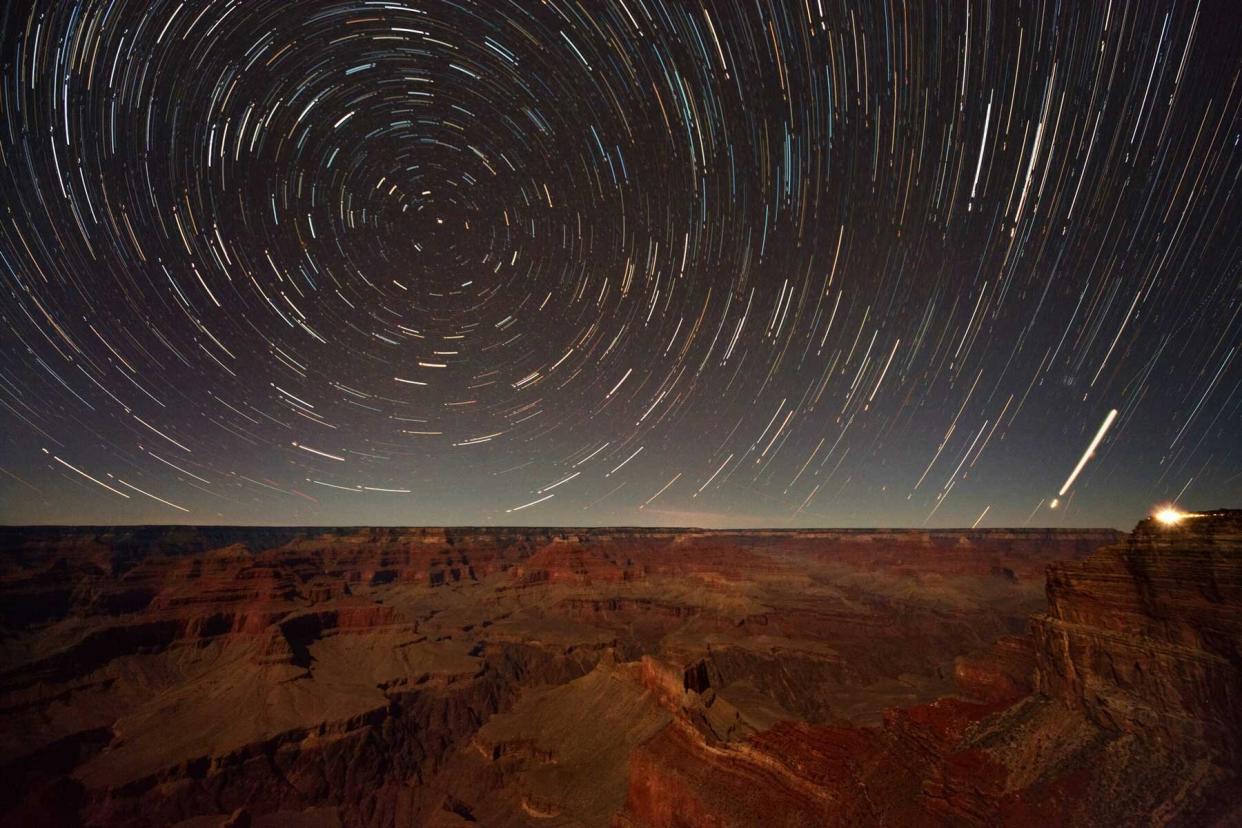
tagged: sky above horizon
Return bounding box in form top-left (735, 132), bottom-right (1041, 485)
top-left (1, 0), bottom-right (1240, 530)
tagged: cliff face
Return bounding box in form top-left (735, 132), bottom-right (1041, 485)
top-left (1032, 510), bottom-right (1242, 762)
top-left (2, 521), bottom-right (1236, 826)
top-left (613, 512), bottom-right (1242, 828)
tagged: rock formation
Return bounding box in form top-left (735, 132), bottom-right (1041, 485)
top-left (1033, 510), bottom-right (1242, 761)
top-left (614, 512), bottom-right (1242, 827)
top-left (0, 519), bottom-right (1236, 826)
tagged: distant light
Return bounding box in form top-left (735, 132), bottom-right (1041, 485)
top-left (1056, 409), bottom-right (1119, 497)
top-left (1154, 507), bottom-right (1187, 526)
top-left (1049, 498), bottom-right (1059, 509)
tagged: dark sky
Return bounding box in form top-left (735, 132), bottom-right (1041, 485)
top-left (1, 0), bottom-right (1240, 528)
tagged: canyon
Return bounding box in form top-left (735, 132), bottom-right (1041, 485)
top-left (0, 517), bottom-right (1237, 826)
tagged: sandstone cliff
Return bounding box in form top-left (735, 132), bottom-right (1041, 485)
top-left (614, 512), bottom-right (1242, 827)
top-left (1033, 510), bottom-right (1242, 762)
top-left (2, 521), bottom-right (1236, 826)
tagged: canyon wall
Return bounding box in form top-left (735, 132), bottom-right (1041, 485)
top-left (1032, 510), bottom-right (1242, 761)
top-left (1, 521), bottom-right (1236, 826)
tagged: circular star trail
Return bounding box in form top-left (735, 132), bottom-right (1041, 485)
top-left (1, 0), bottom-right (1240, 527)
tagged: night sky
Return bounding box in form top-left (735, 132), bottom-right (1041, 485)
top-left (1, 0), bottom-right (1240, 528)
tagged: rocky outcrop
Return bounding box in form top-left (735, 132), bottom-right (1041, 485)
top-left (615, 512), bottom-right (1242, 827)
top-left (1032, 509), bottom-right (1242, 762)
top-left (7, 520), bottom-right (1235, 826)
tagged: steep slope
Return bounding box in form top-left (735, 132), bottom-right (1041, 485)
top-left (1033, 510), bottom-right (1242, 760)
top-left (615, 512), bottom-right (1242, 827)
top-left (0, 523), bottom-right (1178, 827)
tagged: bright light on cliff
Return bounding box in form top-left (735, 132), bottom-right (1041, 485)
top-left (1154, 507), bottom-right (1187, 526)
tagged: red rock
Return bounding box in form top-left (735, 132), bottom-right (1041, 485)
top-left (1, 521), bottom-right (1237, 826)
top-left (1033, 509), bottom-right (1242, 762)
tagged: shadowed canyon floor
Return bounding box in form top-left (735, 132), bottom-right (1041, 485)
top-left (0, 519), bottom-right (1238, 826)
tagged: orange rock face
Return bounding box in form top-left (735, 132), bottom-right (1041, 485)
top-left (0, 521), bottom-right (1236, 826)
top-left (614, 514), bottom-right (1242, 828)
top-left (1033, 511), bottom-right (1242, 762)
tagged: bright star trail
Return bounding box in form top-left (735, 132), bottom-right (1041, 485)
top-left (0, 1), bottom-right (1239, 527)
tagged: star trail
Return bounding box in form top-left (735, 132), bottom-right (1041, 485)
top-left (1, 0), bottom-right (1240, 527)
